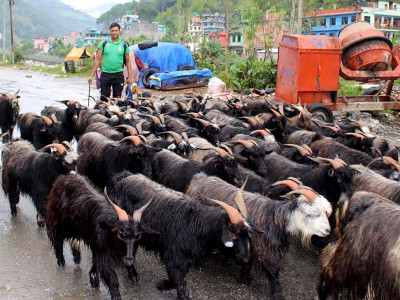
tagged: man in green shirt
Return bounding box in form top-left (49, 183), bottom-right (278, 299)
top-left (88, 23), bottom-right (132, 101)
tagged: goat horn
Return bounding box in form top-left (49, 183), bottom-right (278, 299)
top-left (50, 114), bottom-right (60, 124)
top-left (135, 121), bottom-right (145, 134)
top-left (193, 118), bottom-right (210, 127)
top-left (132, 197), bottom-right (153, 223)
top-left (159, 114), bottom-right (165, 123)
top-left (229, 140), bottom-right (255, 149)
top-left (188, 98), bottom-right (194, 108)
top-left (200, 195), bottom-right (244, 225)
top-left (250, 129), bottom-right (271, 136)
top-left (396, 146), bottom-right (400, 164)
top-left (348, 118), bottom-right (367, 129)
top-left (139, 106), bottom-right (154, 114)
top-left (197, 146), bottom-right (229, 157)
top-left (182, 132), bottom-right (189, 142)
top-left (282, 143), bottom-right (312, 156)
top-left (344, 133), bottom-right (365, 139)
top-left (142, 114), bottom-right (161, 125)
top-left (116, 136), bottom-right (142, 146)
top-left (271, 178), bottom-right (301, 190)
top-left (271, 109), bottom-right (281, 118)
top-left (61, 141), bottom-right (73, 151)
top-left (238, 117), bottom-right (259, 127)
top-left (174, 100), bottom-right (188, 110)
top-left (159, 131), bottom-right (182, 144)
top-left (308, 156), bottom-right (346, 169)
top-left (115, 125), bottom-right (138, 136)
top-left (321, 125), bottom-right (341, 133)
top-left (104, 187), bottom-right (129, 222)
top-left (39, 115), bottom-right (53, 126)
top-left (381, 156), bottom-right (400, 171)
top-left (281, 188), bottom-right (317, 203)
top-left (234, 176), bottom-right (249, 218)
top-left (219, 144), bottom-right (233, 155)
top-left (13, 88), bottom-right (20, 97)
top-left (278, 101), bottom-right (285, 115)
top-left (38, 143), bottom-right (67, 155)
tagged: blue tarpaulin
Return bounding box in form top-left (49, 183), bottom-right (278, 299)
top-left (149, 69), bottom-right (213, 89)
top-left (130, 42), bottom-right (196, 87)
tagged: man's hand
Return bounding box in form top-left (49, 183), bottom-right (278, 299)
top-left (88, 75), bottom-right (94, 85)
top-left (126, 77), bottom-right (133, 85)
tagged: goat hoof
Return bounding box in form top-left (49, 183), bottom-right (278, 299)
top-left (129, 274), bottom-right (139, 282)
top-left (72, 249), bottom-right (81, 265)
top-left (57, 258), bottom-right (65, 267)
top-left (90, 273), bottom-right (99, 288)
top-left (238, 275), bottom-right (252, 286)
top-left (11, 211), bottom-right (17, 217)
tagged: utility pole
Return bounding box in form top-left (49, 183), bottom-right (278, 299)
top-left (290, 0), bottom-right (296, 33)
top-left (9, 0), bottom-right (14, 64)
top-left (225, 0), bottom-right (230, 74)
top-left (297, 0), bottom-right (302, 34)
top-left (2, 0), bottom-right (6, 64)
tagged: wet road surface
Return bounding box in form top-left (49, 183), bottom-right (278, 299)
top-left (0, 67), bottom-right (321, 299)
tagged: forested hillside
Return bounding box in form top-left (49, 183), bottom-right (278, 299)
top-left (0, 0), bottom-right (95, 43)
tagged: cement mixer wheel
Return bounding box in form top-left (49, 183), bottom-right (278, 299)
top-left (307, 103), bottom-right (334, 123)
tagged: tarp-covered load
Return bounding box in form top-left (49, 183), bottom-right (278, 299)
top-left (66, 47), bottom-right (91, 62)
top-left (130, 42), bottom-right (196, 87)
top-left (150, 69), bottom-right (213, 90)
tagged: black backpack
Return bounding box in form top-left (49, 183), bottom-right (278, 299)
top-left (102, 38), bottom-right (129, 67)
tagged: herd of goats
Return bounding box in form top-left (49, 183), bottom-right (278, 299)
top-left (1, 89), bottom-right (400, 300)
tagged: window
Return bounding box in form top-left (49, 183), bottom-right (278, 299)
top-left (351, 15), bottom-right (356, 22)
top-left (321, 18), bottom-right (326, 26)
top-left (232, 35), bottom-right (236, 42)
top-left (238, 34), bottom-right (241, 42)
top-left (342, 17), bottom-right (348, 25)
top-left (364, 16), bottom-right (371, 23)
top-left (329, 33), bottom-right (336, 37)
top-left (330, 18), bottom-right (336, 26)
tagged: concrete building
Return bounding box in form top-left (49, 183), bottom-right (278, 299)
top-left (122, 22), bottom-right (166, 41)
top-left (202, 13), bottom-right (225, 35)
top-left (77, 28), bottom-right (108, 47)
top-left (63, 32), bottom-right (81, 47)
top-left (304, 7), bottom-right (359, 37)
top-left (304, 1), bottom-right (400, 39)
top-left (361, 1), bottom-right (400, 39)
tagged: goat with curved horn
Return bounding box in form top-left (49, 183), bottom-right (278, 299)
top-left (38, 143), bottom-right (67, 155)
top-left (199, 195), bottom-right (245, 226)
top-left (104, 187), bottom-right (129, 222)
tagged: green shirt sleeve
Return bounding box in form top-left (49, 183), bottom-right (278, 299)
top-left (124, 44), bottom-right (130, 55)
top-left (98, 40), bottom-right (106, 51)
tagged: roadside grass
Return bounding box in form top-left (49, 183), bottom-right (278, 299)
top-left (338, 78), bottom-right (364, 96)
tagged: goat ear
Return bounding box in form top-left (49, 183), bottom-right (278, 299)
top-left (299, 202), bottom-right (320, 217)
top-left (328, 168), bottom-right (335, 177)
top-left (40, 127), bottom-right (47, 132)
top-left (214, 158), bottom-right (221, 168)
top-left (141, 223), bottom-right (160, 236)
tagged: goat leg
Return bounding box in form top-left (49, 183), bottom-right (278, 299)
top-left (98, 255), bottom-right (121, 300)
top-left (238, 256), bottom-right (254, 285)
top-left (8, 188), bottom-right (19, 217)
top-left (264, 263), bottom-right (283, 300)
top-left (89, 259), bottom-right (100, 288)
top-left (166, 266), bottom-right (190, 300)
top-left (317, 273), bottom-right (329, 300)
top-left (127, 265), bottom-right (139, 282)
top-left (54, 236), bottom-right (65, 267)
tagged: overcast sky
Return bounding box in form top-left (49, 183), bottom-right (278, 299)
top-left (60, 0), bottom-right (134, 17)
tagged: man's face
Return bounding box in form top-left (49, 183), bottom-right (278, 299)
top-left (110, 26), bottom-right (120, 39)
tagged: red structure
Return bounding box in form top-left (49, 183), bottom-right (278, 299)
top-left (209, 32), bottom-right (229, 46)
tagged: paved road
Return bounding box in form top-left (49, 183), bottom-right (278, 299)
top-left (0, 67), bottom-right (321, 300)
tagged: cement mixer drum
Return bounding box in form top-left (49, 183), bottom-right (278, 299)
top-left (339, 21), bottom-right (393, 72)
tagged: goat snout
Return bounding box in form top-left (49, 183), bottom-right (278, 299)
top-left (123, 256), bottom-right (135, 266)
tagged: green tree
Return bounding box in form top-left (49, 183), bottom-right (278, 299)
top-left (18, 40), bottom-right (34, 55)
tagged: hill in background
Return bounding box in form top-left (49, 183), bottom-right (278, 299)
top-left (0, 0), bottom-right (95, 44)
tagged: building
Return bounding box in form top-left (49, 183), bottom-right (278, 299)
top-left (361, 1), bottom-right (400, 39)
top-left (304, 1), bottom-right (400, 39)
top-left (304, 7), bottom-right (359, 37)
top-left (77, 28), bottom-right (108, 47)
top-left (33, 36), bottom-right (61, 53)
top-left (202, 13), bottom-right (225, 35)
top-left (63, 32), bottom-right (81, 47)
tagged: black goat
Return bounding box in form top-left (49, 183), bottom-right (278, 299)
top-left (319, 192), bottom-right (400, 300)
top-left (263, 153), bottom-right (358, 205)
top-left (151, 147), bottom-right (244, 192)
top-left (2, 141), bottom-right (78, 226)
top-left (18, 112), bottom-right (61, 149)
top-left (41, 100), bottom-right (84, 142)
top-left (187, 174), bottom-right (331, 300)
top-left (227, 140), bottom-right (267, 176)
top-left (110, 172), bottom-right (254, 300)
top-left (77, 132), bottom-right (158, 188)
top-left (0, 91), bottom-right (20, 142)
top-left (46, 173), bottom-right (152, 300)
